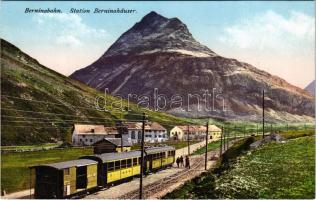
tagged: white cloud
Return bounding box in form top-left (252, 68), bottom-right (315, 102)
top-left (56, 35), bottom-right (81, 46)
top-left (33, 13), bottom-right (107, 47)
top-left (215, 10), bottom-right (314, 88)
top-left (219, 10), bottom-right (314, 51)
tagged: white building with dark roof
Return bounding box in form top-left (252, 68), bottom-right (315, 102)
top-left (123, 121), bottom-right (168, 144)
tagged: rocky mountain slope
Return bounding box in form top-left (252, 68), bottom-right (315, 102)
top-left (305, 80), bottom-right (315, 96)
top-left (70, 11), bottom-right (314, 122)
top-left (0, 39), bottom-right (192, 145)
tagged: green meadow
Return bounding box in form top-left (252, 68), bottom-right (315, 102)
top-left (164, 131), bottom-right (315, 199)
top-left (1, 148), bottom-right (93, 193)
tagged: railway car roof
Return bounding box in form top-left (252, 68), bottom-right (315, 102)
top-left (145, 146), bottom-right (175, 154)
top-left (82, 146), bottom-right (175, 162)
top-left (41, 159), bottom-right (98, 170)
top-left (86, 151), bottom-right (142, 162)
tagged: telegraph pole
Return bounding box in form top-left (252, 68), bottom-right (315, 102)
top-left (139, 113), bottom-right (146, 199)
top-left (223, 126), bottom-right (226, 151)
top-left (220, 126), bottom-right (223, 156)
top-left (205, 121), bottom-right (209, 170)
top-left (262, 90), bottom-right (265, 138)
top-left (187, 125), bottom-right (190, 155)
top-left (226, 131), bottom-right (229, 150)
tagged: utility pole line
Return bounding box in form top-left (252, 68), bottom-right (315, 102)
top-left (226, 131), bottom-right (229, 150)
top-left (262, 90), bottom-right (265, 138)
top-left (223, 126), bottom-right (226, 151)
top-left (187, 125), bottom-right (190, 155)
top-left (220, 126), bottom-right (223, 156)
top-left (139, 112), bottom-right (146, 199)
top-left (205, 121), bottom-right (209, 170)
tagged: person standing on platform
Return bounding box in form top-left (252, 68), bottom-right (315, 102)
top-left (185, 156), bottom-right (190, 169)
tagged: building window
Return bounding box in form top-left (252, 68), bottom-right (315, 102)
top-left (79, 139), bottom-right (82, 142)
top-left (131, 131), bottom-right (135, 139)
top-left (85, 139), bottom-right (88, 142)
top-left (82, 135), bottom-right (86, 138)
top-left (90, 139), bottom-right (93, 143)
top-left (137, 131), bottom-right (140, 139)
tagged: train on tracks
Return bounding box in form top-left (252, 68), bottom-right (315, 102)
top-left (31, 146), bottom-right (175, 199)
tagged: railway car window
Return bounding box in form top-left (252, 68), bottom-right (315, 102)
top-left (108, 162), bottom-right (114, 172)
top-left (115, 161), bottom-right (120, 170)
top-left (127, 159), bottom-right (132, 167)
top-left (133, 158), bottom-right (138, 165)
top-left (121, 159), bottom-right (127, 169)
top-left (64, 168), bottom-right (70, 175)
top-left (162, 152), bottom-right (166, 157)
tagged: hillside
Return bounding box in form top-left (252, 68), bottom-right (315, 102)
top-left (0, 39), bottom-right (195, 145)
top-left (305, 80), bottom-right (315, 96)
top-left (71, 11), bottom-right (314, 122)
top-left (164, 135), bottom-right (315, 199)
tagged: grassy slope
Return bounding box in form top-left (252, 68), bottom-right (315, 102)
top-left (0, 39), bottom-right (197, 145)
top-left (215, 136), bottom-right (315, 199)
top-left (164, 134), bottom-right (315, 199)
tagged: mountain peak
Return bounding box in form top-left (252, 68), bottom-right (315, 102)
top-left (143, 11), bottom-right (166, 21)
top-left (103, 11), bottom-right (216, 58)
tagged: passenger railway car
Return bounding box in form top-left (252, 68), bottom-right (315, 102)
top-left (32, 146), bottom-right (175, 199)
top-left (81, 151), bottom-right (142, 187)
top-left (145, 146), bottom-right (175, 172)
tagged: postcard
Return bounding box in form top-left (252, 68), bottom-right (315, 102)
top-left (0, 0), bottom-right (315, 199)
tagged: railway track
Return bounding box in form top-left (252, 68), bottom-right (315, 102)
top-left (120, 156), bottom-right (204, 199)
top-left (119, 138), bottom-right (242, 199)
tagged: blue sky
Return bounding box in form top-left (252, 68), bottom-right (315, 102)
top-left (0, 1), bottom-right (314, 88)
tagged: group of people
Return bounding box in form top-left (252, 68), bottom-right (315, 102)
top-left (176, 155), bottom-right (190, 169)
